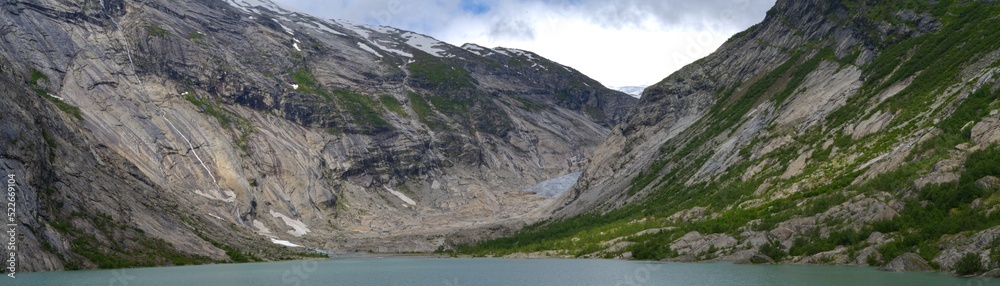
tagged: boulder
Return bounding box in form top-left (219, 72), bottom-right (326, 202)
top-left (981, 268), bottom-right (1000, 278)
top-left (879, 253), bottom-right (934, 272)
top-left (971, 118), bottom-right (1000, 148)
top-left (750, 254), bottom-right (775, 264)
top-left (976, 176), bottom-right (1000, 190)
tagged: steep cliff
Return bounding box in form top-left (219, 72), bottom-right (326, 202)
top-left (0, 0), bottom-right (635, 271)
top-left (462, 0), bottom-right (1000, 275)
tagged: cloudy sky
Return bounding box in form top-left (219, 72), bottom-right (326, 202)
top-left (272, 0), bottom-right (775, 88)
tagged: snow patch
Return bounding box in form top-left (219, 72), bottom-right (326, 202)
top-left (506, 48), bottom-right (536, 60)
top-left (271, 238), bottom-right (303, 247)
top-left (207, 213), bottom-right (226, 221)
top-left (291, 84), bottom-right (299, 90)
top-left (269, 210), bottom-right (311, 237)
top-left (225, 0), bottom-right (291, 15)
top-left (253, 220), bottom-right (272, 235)
top-left (461, 43), bottom-right (489, 56)
top-left (299, 20), bottom-right (345, 36)
top-left (332, 19), bottom-right (370, 39)
top-left (384, 186), bottom-right (416, 205)
top-left (368, 25), bottom-right (397, 34)
top-left (293, 42), bottom-right (301, 51)
top-left (492, 48), bottom-right (511, 56)
top-left (371, 41), bottom-right (412, 58)
top-left (272, 19), bottom-right (295, 35)
top-left (357, 42), bottom-right (382, 57)
top-left (401, 32), bottom-right (448, 57)
top-left (194, 189), bottom-right (237, 203)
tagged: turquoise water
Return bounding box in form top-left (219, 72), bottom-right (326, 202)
top-left (7, 258), bottom-right (998, 286)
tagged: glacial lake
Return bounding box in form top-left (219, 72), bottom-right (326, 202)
top-left (7, 258), bottom-right (998, 286)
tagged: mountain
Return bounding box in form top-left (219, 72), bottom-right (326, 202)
top-left (0, 0), bottom-right (635, 271)
top-left (613, 86), bottom-right (648, 98)
top-left (459, 0), bottom-right (1000, 275)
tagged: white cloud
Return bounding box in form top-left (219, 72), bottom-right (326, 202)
top-left (272, 0), bottom-right (774, 87)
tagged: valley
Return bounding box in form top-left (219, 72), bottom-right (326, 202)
top-left (1, 0), bottom-right (1000, 279)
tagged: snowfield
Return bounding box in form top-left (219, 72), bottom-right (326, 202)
top-left (269, 210), bottom-right (311, 237)
top-left (270, 238), bottom-right (303, 247)
top-left (385, 186), bottom-right (417, 205)
top-left (358, 42), bottom-right (382, 57)
top-left (401, 32), bottom-right (449, 57)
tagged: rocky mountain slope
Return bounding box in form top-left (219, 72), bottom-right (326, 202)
top-left (460, 0), bottom-right (1000, 276)
top-left (0, 0), bottom-right (634, 271)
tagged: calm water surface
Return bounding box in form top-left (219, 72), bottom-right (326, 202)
top-left (8, 258), bottom-right (998, 286)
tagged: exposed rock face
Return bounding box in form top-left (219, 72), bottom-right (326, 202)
top-left (879, 253), bottom-right (934, 272)
top-left (934, 226), bottom-right (1000, 271)
top-left (972, 116), bottom-right (1000, 148)
top-left (0, 0), bottom-right (634, 270)
top-left (0, 55), bottom-right (292, 271)
top-left (914, 157), bottom-right (963, 189)
top-left (551, 0), bottom-right (871, 216)
top-left (670, 231), bottom-right (738, 256)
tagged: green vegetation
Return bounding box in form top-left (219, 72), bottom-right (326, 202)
top-left (407, 92), bottom-right (443, 130)
top-left (379, 94), bottom-right (406, 116)
top-left (185, 93), bottom-right (232, 127)
top-left (427, 94), bottom-right (468, 115)
top-left (182, 92), bottom-right (255, 156)
top-left (870, 146), bottom-right (1000, 263)
top-left (454, 1), bottom-right (1000, 268)
top-left (28, 68), bottom-right (83, 120)
top-left (188, 32), bottom-right (205, 40)
top-left (332, 88), bottom-right (389, 129)
top-left (291, 67), bottom-right (332, 101)
top-left (508, 95), bottom-right (548, 111)
top-left (789, 228), bottom-right (869, 257)
top-left (196, 232), bottom-right (262, 263)
top-left (55, 212), bottom-right (214, 269)
top-left (143, 25), bottom-right (169, 38)
top-left (916, 85), bottom-right (998, 155)
top-left (758, 240), bottom-right (787, 262)
top-left (407, 51), bottom-right (477, 91)
top-left (30, 68), bottom-right (47, 84)
top-left (290, 67), bottom-right (388, 131)
top-left (43, 94), bottom-right (84, 120)
top-left (956, 253), bottom-right (986, 276)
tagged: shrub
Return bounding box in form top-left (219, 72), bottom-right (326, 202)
top-left (955, 253), bottom-right (985, 276)
top-left (759, 240), bottom-right (787, 262)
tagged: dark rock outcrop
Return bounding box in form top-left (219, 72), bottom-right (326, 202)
top-left (879, 253), bottom-right (934, 272)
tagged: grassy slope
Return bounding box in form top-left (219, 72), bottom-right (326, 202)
top-left (454, 1), bottom-right (1000, 269)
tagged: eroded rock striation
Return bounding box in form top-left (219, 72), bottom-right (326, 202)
top-left (0, 0), bottom-right (635, 270)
